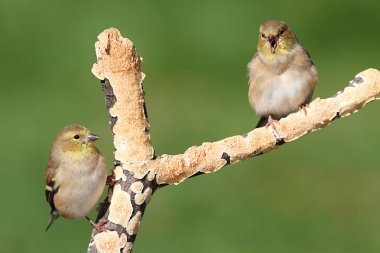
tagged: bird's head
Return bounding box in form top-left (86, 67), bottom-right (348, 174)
top-left (54, 124), bottom-right (100, 156)
top-left (257, 20), bottom-right (297, 60)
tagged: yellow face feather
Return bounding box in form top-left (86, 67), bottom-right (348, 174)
top-left (257, 20), bottom-right (297, 60)
top-left (54, 125), bottom-right (99, 159)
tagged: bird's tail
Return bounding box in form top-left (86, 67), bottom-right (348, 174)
top-left (45, 210), bottom-right (59, 232)
top-left (255, 117), bottom-right (268, 128)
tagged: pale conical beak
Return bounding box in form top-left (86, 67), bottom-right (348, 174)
top-left (87, 133), bottom-right (100, 142)
top-left (268, 35), bottom-right (278, 54)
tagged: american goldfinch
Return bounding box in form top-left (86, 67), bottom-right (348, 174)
top-left (45, 124), bottom-right (107, 231)
top-left (248, 20), bottom-right (318, 128)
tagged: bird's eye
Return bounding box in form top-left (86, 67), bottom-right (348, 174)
top-left (279, 29), bottom-right (285, 36)
top-left (73, 135), bottom-right (80, 139)
top-left (261, 33), bottom-right (266, 39)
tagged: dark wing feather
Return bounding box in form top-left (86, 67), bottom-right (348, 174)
top-left (45, 157), bottom-right (59, 211)
top-left (302, 48), bottom-right (315, 67)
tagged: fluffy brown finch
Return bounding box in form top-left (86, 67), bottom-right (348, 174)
top-left (248, 20), bottom-right (318, 128)
top-left (45, 124), bottom-right (107, 231)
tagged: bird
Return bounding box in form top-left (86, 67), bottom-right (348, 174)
top-left (248, 20), bottom-right (318, 128)
top-left (45, 124), bottom-right (107, 231)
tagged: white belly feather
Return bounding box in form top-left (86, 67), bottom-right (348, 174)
top-left (54, 156), bottom-right (106, 219)
top-left (253, 69), bottom-right (312, 118)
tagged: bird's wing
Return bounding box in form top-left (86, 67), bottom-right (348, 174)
top-left (45, 157), bottom-right (59, 211)
top-left (301, 47), bottom-right (316, 67)
top-left (247, 52), bottom-right (260, 87)
top-left (295, 47), bottom-right (318, 104)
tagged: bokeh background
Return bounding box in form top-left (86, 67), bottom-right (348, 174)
top-left (1, 0), bottom-right (380, 252)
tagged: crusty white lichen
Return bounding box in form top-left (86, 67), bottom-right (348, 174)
top-left (108, 184), bottom-right (133, 227)
top-left (134, 193), bottom-right (145, 206)
top-left (93, 231), bottom-right (122, 253)
top-left (126, 211), bottom-right (142, 235)
top-left (130, 182), bottom-right (143, 194)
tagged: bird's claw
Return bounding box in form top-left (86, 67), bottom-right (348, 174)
top-left (299, 104), bottom-right (309, 116)
top-left (106, 174), bottom-right (116, 186)
top-left (92, 219), bottom-right (108, 233)
top-left (86, 216), bottom-right (108, 232)
top-left (265, 115), bottom-right (279, 131)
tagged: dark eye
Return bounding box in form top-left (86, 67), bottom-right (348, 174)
top-left (279, 29), bottom-right (285, 36)
top-left (73, 135), bottom-right (80, 139)
top-left (261, 33), bottom-right (266, 39)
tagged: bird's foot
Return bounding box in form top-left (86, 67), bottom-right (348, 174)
top-left (106, 174), bottom-right (116, 186)
top-left (86, 216), bottom-right (108, 232)
top-left (265, 115), bottom-right (279, 131)
top-left (92, 220), bottom-right (108, 233)
top-left (299, 104), bottom-right (309, 116)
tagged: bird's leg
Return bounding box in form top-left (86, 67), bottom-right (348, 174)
top-left (299, 103), bottom-right (310, 116)
top-left (85, 216), bottom-right (108, 232)
top-left (265, 115), bottom-right (279, 130)
top-left (106, 173), bottom-right (116, 186)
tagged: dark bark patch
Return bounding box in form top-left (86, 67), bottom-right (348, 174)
top-left (348, 76), bottom-right (364, 87)
top-left (221, 152), bottom-right (231, 165)
top-left (275, 137), bottom-right (285, 146)
top-left (331, 112), bottom-right (341, 121)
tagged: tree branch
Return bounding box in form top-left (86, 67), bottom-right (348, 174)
top-left (87, 27), bottom-right (380, 253)
top-left (87, 28), bottom-right (157, 253)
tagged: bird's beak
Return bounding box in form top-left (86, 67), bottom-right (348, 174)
top-left (87, 133), bottom-right (100, 142)
top-left (268, 35), bottom-right (278, 53)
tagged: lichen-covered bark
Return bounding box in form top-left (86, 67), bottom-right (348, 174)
top-left (87, 28), bottom-right (157, 253)
top-left (149, 68), bottom-right (380, 185)
top-left (87, 27), bottom-right (380, 253)
top-left (92, 28), bottom-right (153, 163)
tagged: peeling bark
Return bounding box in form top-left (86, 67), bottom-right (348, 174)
top-left (87, 27), bottom-right (380, 253)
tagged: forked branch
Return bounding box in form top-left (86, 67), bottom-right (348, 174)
top-left (87, 27), bottom-right (380, 253)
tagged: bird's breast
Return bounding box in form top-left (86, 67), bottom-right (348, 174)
top-left (250, 68), bottom-right (314, 118)
top-left (53, 155), bottom-right (107, 219)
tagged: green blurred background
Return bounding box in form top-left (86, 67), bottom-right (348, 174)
top-left (1, 0), bottom-right (380, 252)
